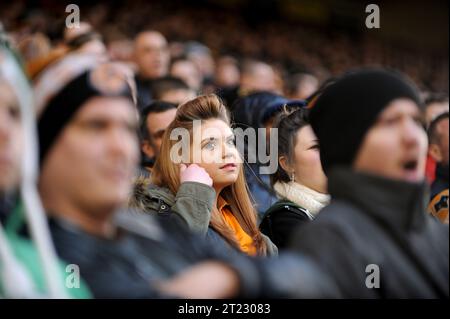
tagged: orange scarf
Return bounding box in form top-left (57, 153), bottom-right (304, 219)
top-left (218, 197), bottom-right (257, 256)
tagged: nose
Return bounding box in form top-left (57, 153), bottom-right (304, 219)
top-left (401, 117), bottom-right (423, 148)
top-left (222, 141), bottom-right (235, 160)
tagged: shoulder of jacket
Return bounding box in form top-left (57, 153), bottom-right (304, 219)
top-left (129, 176), bottom-right (175, 213)
top-left (264, 200), bottom-right (312, 220)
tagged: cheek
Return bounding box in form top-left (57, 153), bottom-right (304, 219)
top-left (417, 132), bottom-right (430, 167)
top-left (199, 147), bottom-right (223, 164)
top-left (127, 135), bottom-right (140, 163)
top-left (357, 131), bottom-right (400, 170)
top-left (190, 145), bottom-right (205, 164)
top-left (11, 126), bottom-right (23, 162)
top-left (230, 146), bottom-right (241, 162)
top-left (155, 138), bottom-right (162, 150)
top-left (296, 150), bottom-right (321, 175)
top-left (197, 162), bottom-right (218, 178)
top-left (444, 138), bottom-right (449, 154)
top-left (59, 134), bottom-right (105, 176)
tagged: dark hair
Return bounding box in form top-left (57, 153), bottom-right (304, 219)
top-left (150, 76), bottom-right (190, 100)
top-left (139, 101), bottom-right (177, 141)
top-left (271, 106), bottom-right (310, 187)
top-left (425, 93), bottom-right (449, 108)
top-left (428, 111), bottom-right (449, 145)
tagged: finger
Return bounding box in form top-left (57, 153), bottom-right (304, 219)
top-left (179, 163), bottom-right (187, 172)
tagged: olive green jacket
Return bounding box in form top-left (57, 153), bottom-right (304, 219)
top-left (129, 177), bottom-right (278, 256)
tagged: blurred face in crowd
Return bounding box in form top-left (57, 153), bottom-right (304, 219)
top-left (160, 88), bottom-right (196, 105)
top-left (280, 125), bottom-right (327, 194)
top-left (353, 98), bottom-right (428, 183)
top-left (188, 51), bottom-right (215, 79)
top-left (191, 119), bottom-right (240, 191)
top-left (170, 60), bottom-right (202, 92)
top-left (142, 108), bottom-right (177, 159)
top-left (429, 117), bottom-right (449, 166)
top-left (292, 74), bottom-right (319, 100)
top-left (215, 59), bottom-right (240, 88)
top-left (240, 62), bottom-right (277, 93)
top-left (78, 39), bottom-right (108, 57)
top-left (39, 97), bottom-right (139, 229)
top-left (64, 22), bottom-right (107, 58)
top-left (134, 31), bottom-right (170, 79)
top-left (0, 80), bottom-right (22, 192)
top-left (425, 101), bottom-right (449, 127)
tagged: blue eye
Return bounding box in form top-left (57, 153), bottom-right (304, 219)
top-left (204, 141), bottom-right (216, 150)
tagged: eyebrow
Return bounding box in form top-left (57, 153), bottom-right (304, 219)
top-left (200, 134), bottom-right (235, 145)
top-left (201, 136), bottom-right (218, 145)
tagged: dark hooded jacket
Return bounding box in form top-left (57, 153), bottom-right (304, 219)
top-left (290, 167), bottom-right (449, 298)
top-left (231, 92), bottom-right (300, 219)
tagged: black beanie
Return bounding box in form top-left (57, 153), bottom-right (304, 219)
top-left (309, 69), bottom-right (422, 175)
top-left (36, 63), bottom-right (133, 166)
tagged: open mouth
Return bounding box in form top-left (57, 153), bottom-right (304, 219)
top-left (400, 158), bottom-right (422, 182)
top-left (402, 160), bottom-right (418, 172)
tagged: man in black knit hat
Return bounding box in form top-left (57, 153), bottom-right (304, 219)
top-left (289, 69), bottom-right (449, 298)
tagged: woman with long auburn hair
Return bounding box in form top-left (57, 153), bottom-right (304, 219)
top-left (133, 94), bottom-right (277, 256)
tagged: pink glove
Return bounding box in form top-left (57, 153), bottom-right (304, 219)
top-left (179, 164), bottom-right (213, 187)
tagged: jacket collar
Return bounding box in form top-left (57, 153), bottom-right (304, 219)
top-left (273, 181), bottom-right (330, 216)
top-left (327, 167), bottom-right (429, 232)
top-left (217, 196), bottom-right (229, 212)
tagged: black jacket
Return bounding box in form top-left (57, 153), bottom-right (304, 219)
top-left (0, 193), bottom-right (16, 226)
top-left (0, 197), bottom-right (8, 225)
top-left (135, 75), bottom-right (153, 111)
top-left (431, 164), bottom-right (449, 200)
top-left (49, 208), bottom-right (339, 298)
top-left (289, 167), bottom-right (449, 298)
top-left (260, 200), bottom-right (312, 250)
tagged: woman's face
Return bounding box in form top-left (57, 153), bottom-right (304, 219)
top-left (290, 125), bottom-right (327, 193)
top-left (191, 119), bottom-right (241, 191)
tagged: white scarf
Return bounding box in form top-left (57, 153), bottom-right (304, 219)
top-left (273, 181), bottom-right (330, 217)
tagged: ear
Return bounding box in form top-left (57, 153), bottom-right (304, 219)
top-left (429, 144), bottom-right (443, 162)
top-left (142, 141), bottom-right (155, 159)
top-left (279, 156), bottom-right (293, 174)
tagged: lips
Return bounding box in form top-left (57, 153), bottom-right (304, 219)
top-left (220, 163), bottom-right (237, 169)
top-left (400, 157), bottom-right (422, 182)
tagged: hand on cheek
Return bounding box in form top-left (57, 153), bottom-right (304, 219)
top-left (179, 163), bottom-right (213, 187)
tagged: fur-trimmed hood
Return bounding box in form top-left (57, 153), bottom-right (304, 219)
top-left (128, 175), bottom-right (176, 213)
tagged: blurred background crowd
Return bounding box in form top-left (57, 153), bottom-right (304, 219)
top-left (1, 0), bottom-right (448, 96)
